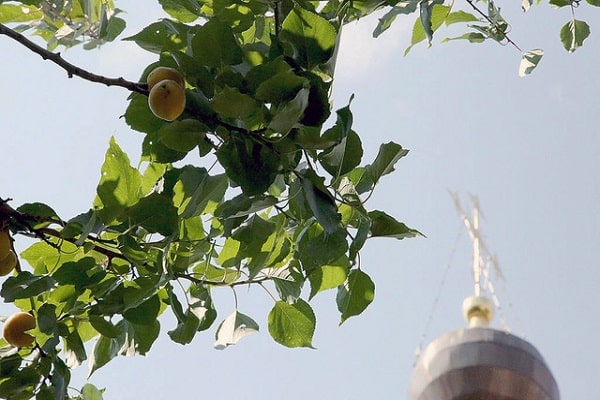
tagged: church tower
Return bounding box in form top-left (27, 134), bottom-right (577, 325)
top-left (408, 197), bottom-right (560, 400)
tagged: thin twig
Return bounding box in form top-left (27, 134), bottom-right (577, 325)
top-left (0, 23), bottom-right (148, 94)
top-left (464, 0), bottom-right (523, 52)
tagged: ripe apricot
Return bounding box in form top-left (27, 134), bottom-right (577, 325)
top-left (0, 230), bottom-right (10, 260)
top-left (147, 67), bottom-right (185, 91)
top-left (3, 312), bottom-right (36, 348)
top-left (148, 79), bottom-right (186, 121)
top-left (0, 250), bottom-right (16, 276)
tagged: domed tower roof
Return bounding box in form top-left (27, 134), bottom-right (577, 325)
top-left (409, 196), bottom-right (560, 400)
top-left (408, 299), bottom-right (560, 400)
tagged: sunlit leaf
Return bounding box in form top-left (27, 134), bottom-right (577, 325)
top-left (268, 300), bottom-right (315, 348)
top-left (280, 7), bottom-right (338, 69)
top-left (519, 49), bottom-right (544, 77)
top-left (214, 311), bottom-right (259, 349)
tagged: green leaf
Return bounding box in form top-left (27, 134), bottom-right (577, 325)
top-left (374, 2), bottom-right (420, 38)
top-left (255, 70), bottom-right (307, 105)
top-left (211, 87), bottom-right (262, 120)
top-left (123, 19), bottom-right (190, 53)
top-left (268, 87), bottom-right (310, 135)
top-left (168, 309), bottom-right (200, 345)
top-left (420, 0), bottom-right (438, 44)
top-left (215, 194), bottom-right (278, 219)
top-left (123, 294), bottom-right (161, 325)
top-left (89, 316), bottom-right (121, 339)
top-left (337, 269), bottom-right (375, 324)
top-left (560, 19), bottom-right (590, 52)
top-left (214, 311), bottom-right (259, 349)
top-left (88, 333), bottom-right (124, 377)
top-left (586, 0), bottom-right (600, 6)
top-left (65, 330), bottom-right (87, 368)
top-left (172, 166), bottom-right (228, 218)
top-left (405, 4), bottom-right (450, 55)
top-left (158, 0), bottom-right (201, 22)
top-left (217, 137), bottom-right (280, 196)
top-left (124, 92), bottom-right (164, 134)
top-left (300, 169), bottom-right (341, 234)
top-left (549, 0), bottom-right (572, 7)
top-left (81, 383), bottom-right (104, 400)
top-left (15, 203), bottom-right (58, 229)
top-left (126, 192), bottom-right (178, 236)
top-left (94, 137), bottom-right (142, 224)
top-left (308, 261), bottom-right (349, 299)
top-left (368, 210), bottom-right (422, 239)
top-left (1, 272), bottom-right (55, 302)
top-left (298, 223), bottom-right (348, 272)
top-left (0, 4), bottom-right (43, 23)
top-left (444, 10), bottom-right (479, 25)
top-left (441, 32), bottom-right (486, 44)
top-left (319, 130), bottom-right (363, 179)
top-left (280, 7), bottom-right (338, 69)
top-left (191, 20), bottom-right (243, 67)
top-left (268, 300), bottom-right (316, 348)
top-left (156, 119), bottom-right (208, 152)
top-left (367, 142), bottom-right (409, 186)
top-left (519, 49), bottom-right (544, 77)
top-left (52, 258), bottom-right (105, 290)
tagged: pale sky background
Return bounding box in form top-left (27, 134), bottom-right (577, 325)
top-left (1, 1), bottom-right (599, 399)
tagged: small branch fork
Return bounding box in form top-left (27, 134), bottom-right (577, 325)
top-left (0, 22), bottom-right (148, 95)
top-left (464, 0), bottom-right (523, 52)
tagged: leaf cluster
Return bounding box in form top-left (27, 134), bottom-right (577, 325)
top-left (0, 0), bottom-right (422, 398)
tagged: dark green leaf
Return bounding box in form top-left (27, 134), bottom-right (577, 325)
top-left (319, 130), bottom-right (363, 178)
top-left (172, 166), bottom-right (228, 218)
top-left (191, 20), bottom-right (243, 67)
top-left (217, 137), bottom-right (280, 196)
top-left (89, 315), bottom-right (121, 339)
top-left (300, 169), bottom-right (341, 233)
top-left (374, 2), bottom-right (420, 37)
top-left (65, 330), bottom-right (87, 368)
top-left (88, 333), bottom-right (124, 376)
top-left (560, 19), bottom-right (590, 52)
top-left (298, 223), bottom-right (347, 272)
top-left (337, 269), bottom-right (375, 324)
top-left (368, 210), bottom-right (422, 239)
top-left (367, 142), bottom-right (409, 185)
top-left (156, 119), bottom-right (208, 152)
top-left (268, 88), bottom-right (310, 135)
top-left (1, 272), bottom-right (55, 302)
top-left (268, 300), bottom-right (315, 348)
top-left (127, 192), bottom-right (178, 236)
top-left (16, 203), bottom-right (58, 229)
top-left (168, 309), bottom-right (200, 345)
top-left (123, 294), bottom-right (161, 325)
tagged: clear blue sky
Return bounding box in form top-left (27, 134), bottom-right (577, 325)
top-left (1, 1), bottom-right (599, 398)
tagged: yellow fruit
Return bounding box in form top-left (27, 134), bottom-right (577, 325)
top-left (146, 67), bottom-right (185, 91)
top-left (0, 250), bottom-right (16, 276)
top-left (0, 230), bottom-right (10, 260)
top-left (3, 312), bottom-right (36, 348)
top-left (148, 79), bottom-right (186, 121)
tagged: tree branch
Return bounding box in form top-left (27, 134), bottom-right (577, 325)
top-left (0, 23), bottom-right (148, 95)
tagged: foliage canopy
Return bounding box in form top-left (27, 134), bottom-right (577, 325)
top-left (0, 0), bottom-right (594, 398)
